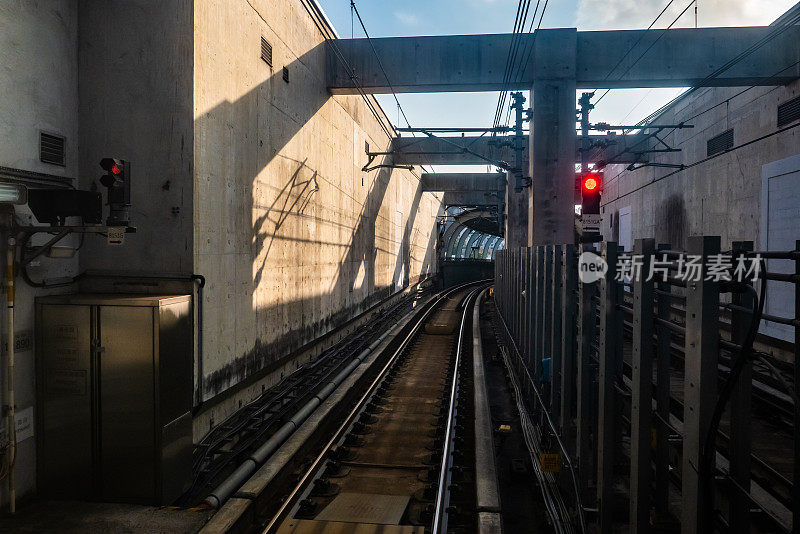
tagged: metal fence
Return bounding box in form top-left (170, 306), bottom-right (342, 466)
top-left (494, 237), bottom-right (800, 534)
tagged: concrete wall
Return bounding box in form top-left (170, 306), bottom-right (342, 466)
top-left (192, 0), bottom-right (441, 406)
top-left (0, 0), bottom-right (442, 505)
top-left (600, 80), bottom-right (800, 251)
top-left (0, 1), bottom-right (78, 179)
top-left (77, 0), bottom-right (194, 273)
top-left (0, 0), bottom-right (81, 505)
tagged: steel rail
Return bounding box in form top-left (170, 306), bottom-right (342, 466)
top-left (188, 294), bottom-right (413, 502)
top-left (432, 285), bottom-right (485, 533)
top-left (261, 281), bottom-right (487, 533)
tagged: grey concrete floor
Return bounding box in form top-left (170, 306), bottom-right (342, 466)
top-left (0, 501), bottom-right (212, 534)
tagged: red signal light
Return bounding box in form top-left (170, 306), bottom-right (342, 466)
top-left (111, 163), bottom-right (122, 175)
top-left (582, 173), bottom-right (600, 193)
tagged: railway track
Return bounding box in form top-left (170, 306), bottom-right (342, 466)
top-left (185, 291), bottom-right (421, 505)
top-left (260, 284), bottom-right (488, 534)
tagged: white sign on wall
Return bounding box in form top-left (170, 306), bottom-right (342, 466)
top-left (0, 406), bottom-right (34, 444)
top-left (760, 154), bottom-right (800, 342)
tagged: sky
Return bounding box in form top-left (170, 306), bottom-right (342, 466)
top-left (317, 0), bottom-right (798, 172)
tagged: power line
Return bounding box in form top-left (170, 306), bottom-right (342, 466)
top-left (501, 0), bottom-right (549, 128)
top-left (350, 1), bottom-right (412, 130)
top-left (608, 8), bottom-right (800, 159)
top-left (602, 56), bottom-right (800, 193)
top-left (600, 119), bottom-right (800, 208)
top-left (595, 0), bottom-right (691, 105)
top-left (349, 0), bottom-right (435, 173)
top-left (492, 0), bottom-right (532, 129)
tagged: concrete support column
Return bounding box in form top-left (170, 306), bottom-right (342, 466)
top-left (529, 29), bottom-right (577, 246)
top-left (505, 170), bottom-right (528, 248)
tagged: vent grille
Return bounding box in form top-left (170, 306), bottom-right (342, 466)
top-left (282, 66), bottom-right (289, 83)
top-left (40, 132), bottom-right (66, 166)
top-left (707, 129), bottom-right (733, 157)
top-left (778, 95), bottom-right (800, 127)
top-left (260, 37), bottom-right (272, 67)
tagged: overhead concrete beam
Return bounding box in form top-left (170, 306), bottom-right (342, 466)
top-left (577, 26), bottom-right (800, 88)
top-left (392, 136), bottom-right (516, 166)
top-left (421, 173), bottom-right (504, 192)
top-left (328, 27), bottom-right (800, 93)
top-left (391, 134), bottom-right (645, 165)
top-left (440, 191), bottom-right (499, 206)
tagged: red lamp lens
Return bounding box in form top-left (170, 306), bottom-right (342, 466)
top-left (111, 163), bottom-right (122, 175)
top-left (583, 176), bottom-right (598, 191)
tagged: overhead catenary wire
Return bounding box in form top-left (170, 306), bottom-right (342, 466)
top-left (618, 7), bottom-right (800, 136)
top-left (326, 36), bottom-right (393, 139)
top-left (595, 0), bottom-right (693, 106)
top-left (501, 0), bottom-right (549, 129)
top-left (600, 116), bottom-right (800, 207)
top-left (492, 0), bottom-right (537, 130)
top-left (350, 0), bottom-right (434, 174)
top-left (318, 8), bottom-right (393, 139)
top-left (601, 56), bottom-right (800, 192)
top-left (598, 10), bottom-right (800, 199)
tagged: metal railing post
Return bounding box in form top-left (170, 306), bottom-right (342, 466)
top-left (794, 239), bottom-right (800, 534)
top-left (512, 249), bottom-right (519, 343)
top-left (522, 247), bottom-right (529, 362)
top-left (535, 247), bottom-right (545, 375)
top-left (597, 241), bottom-right (618, 533)
top-left (550, 245), bottom-right (563, 420)
top-left (728, 241), bottom-right (753, 533)
top-left (561, 244), bottom-right (577, 445)
top-left (682, 235), bottom-right (720, 534)
top-left (527, 247), bottom-right (536, 369)
top-left (630, 239), bottom-right (655, 532)
top-left (654, 243), bottom-right (671, 519)
top-left (576, 244), bottom-right (596, 499)
top-left (522, 248), bottom-right (528, 357)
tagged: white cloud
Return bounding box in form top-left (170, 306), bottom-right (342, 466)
top-left (575, 0), bottom-right (798, 30)
top-left (394, 11), bottom-right (421, 26)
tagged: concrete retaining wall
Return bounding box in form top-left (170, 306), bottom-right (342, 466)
top-left (192, 0), bottom-right (442, 407)
top-left (0, 0), bottom-right (442, 503)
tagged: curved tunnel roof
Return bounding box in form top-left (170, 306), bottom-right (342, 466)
top-left (441, 208), bottom-right (505, 260)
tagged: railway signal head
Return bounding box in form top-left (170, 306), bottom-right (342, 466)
top-left (99, 158), bottom-right (131, 226)
top-left (581, 172), bottom-right (602, 214)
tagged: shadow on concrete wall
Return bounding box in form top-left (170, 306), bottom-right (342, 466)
top-left (252, 158), bottom-right (319, 287)
top-left (194, 44), bottom-right (437, 400)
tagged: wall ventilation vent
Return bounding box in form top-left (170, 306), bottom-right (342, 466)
top-left (260, 37), bottom-right (272, 67)
top-left (707, 129), bottom-right (733, 157)
top-left (282, 66), bottom-right (289, 83)
top-left (777, 95), bottom-right (800, 127)
top-left (40, 132), bottom-right (66, 167)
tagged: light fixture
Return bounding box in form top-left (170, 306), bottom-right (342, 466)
top-left (0, 183), bottom-right (28, 205)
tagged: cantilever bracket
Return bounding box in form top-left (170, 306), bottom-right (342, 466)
top-left (362, 153), bottom-right (413, 173)
top-left (418, 129), bottom-right (514, 172)
top-left (600, 123), bottom-right (693, 170)
top-left (626, 162), bottom-right (686, 171)
top-left (15, 224), bottom-right (137, 265)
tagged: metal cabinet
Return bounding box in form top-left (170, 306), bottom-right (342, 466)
top-left (35, 294), bottom-right (192, 505)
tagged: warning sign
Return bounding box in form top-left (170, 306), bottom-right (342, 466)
top-left (540, 452), bottom-right (562, 473)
